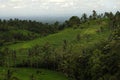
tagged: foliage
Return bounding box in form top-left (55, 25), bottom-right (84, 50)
top-left (0, 11), bottom-right (120, 80)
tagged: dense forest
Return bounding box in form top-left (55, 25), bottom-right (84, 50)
top-left (0, 11), bottom-right (120, 80)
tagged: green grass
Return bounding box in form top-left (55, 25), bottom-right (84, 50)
top-left (0, 19), bottom-right (111, 80)
top-left (0, 20), bottom-right (111, 65)
top-left (6, 28), bottom-right (82, 49)
top-left (0, 67), bottom-right (68, 80)
top-left (4, 19), bottom-right (110, 51)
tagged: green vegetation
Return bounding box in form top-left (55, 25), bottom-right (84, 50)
top-left (0, 11), bottom-right (120, 80)
top-left (4, 19), bottom-right (110, 50)
top-left (0, 67), bottom-right (68, 80)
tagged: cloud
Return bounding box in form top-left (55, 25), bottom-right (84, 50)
top-left (0, 4), bottom-right (6, 8)
top-left (13, 5), bottom-right (26, 9)
top-left (10, 0), bottom-right (22, 2)
top-left (0, 0), bottom-right (119, 16)
top-left (49, 0), bottom-right (66, 3)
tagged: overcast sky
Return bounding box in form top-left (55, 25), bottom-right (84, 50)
top-left (0, 0), bottom-right (120, 17)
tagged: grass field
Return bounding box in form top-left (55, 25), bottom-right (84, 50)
top-left (0, 19), bottom-right (111, 66)
top-left (0, 67), bottom-right (68, 80)
top-left (3, 19), bottom-right (110, 51)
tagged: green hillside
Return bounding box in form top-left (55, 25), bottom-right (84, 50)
top-left (0, 11), bottom-right (119, 80)
top-left (0, 29), bottom-right (40, 46)
top-left (0, 19), bottom-right (112, 68)
top-left (4, 19), bottom-right (110, 50)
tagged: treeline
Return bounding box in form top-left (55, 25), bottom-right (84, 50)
top-left (0, 10), bottom-right (119, 46)
top-left (0, 11), bottom-right (120, 80)
top-left (0, 18), bottom-right (62, 46)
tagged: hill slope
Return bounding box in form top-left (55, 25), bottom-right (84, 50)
top-left (0, 19), bottom-right (114, 80)
top-left (4, 19), bottom-right (111, 50)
